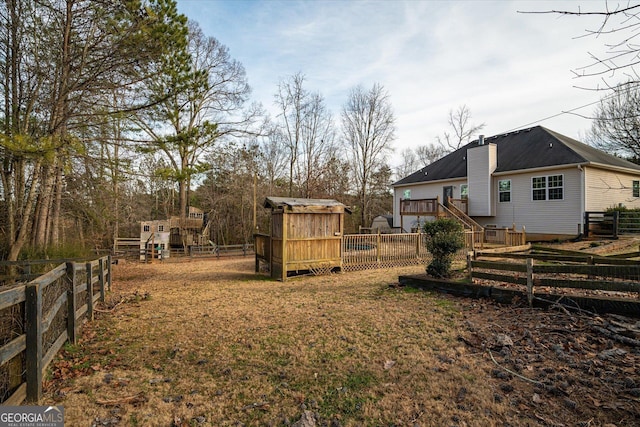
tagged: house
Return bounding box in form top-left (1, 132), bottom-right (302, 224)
top-left (140, 219), bottom-right (171, 259)
top-left (392, 126), bottom-right (640, 240)
top-left (139, 207), bottom-right (207, 259)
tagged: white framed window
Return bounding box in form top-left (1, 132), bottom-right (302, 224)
top-left (633, 180), bottom-right (639, 198)
top-left (532, 177), bottom-right (546, 200)
top-left (403, 189), bottom-right (411, 199)
top-left (498, 180), bottom-right (511, 203)
top-left (158, 225), bottom-right (164, 232)
top-left (532, 174), bottom-right (563, 201)
top-left (460, 184), bottom-right (468, 200)
top-left (143, 225), bottom-right (150, 232)
top-left (548, 175), bottom-right (563, 200)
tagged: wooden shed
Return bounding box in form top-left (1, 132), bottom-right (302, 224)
top-left (259, 197), bottom-right (351, 280)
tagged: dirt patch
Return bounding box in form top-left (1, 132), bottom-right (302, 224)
top-left (539, 236), bottom-right (640, 256)
top-left (42, 256), bottom-right (639, 426)
top-left (459, 300), bottom-right (640, 427)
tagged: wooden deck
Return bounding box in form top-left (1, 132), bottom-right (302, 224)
top-left (399, 198), bottom-right (526, 248)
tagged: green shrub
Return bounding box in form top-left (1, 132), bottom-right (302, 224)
top-left (422, 218), bottom-right (465, 278)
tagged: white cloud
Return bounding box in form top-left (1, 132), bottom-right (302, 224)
top-left (177, 0), bottom-right (633, 168)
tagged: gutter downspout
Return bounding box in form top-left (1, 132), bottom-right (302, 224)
top-left (578, 164), bottom-right (586, 237)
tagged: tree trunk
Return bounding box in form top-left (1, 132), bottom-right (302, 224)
top-left (33, 163), bottom-right (55, 248)
top-left (7, 159), bottom-right (42, 261)
top-left (50, 165), bottom-right (64, 247)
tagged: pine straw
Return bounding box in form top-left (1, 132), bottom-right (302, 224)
top-left (41, 258), bottom-right (599, 425)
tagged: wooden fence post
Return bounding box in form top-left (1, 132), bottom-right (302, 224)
top-left (584, 212), bottom-right (590, 237)
top-left (526, 258), bottom-right (534, 307)
top-left (98, 258), bottom-right (105, 303)
top-left (66, 262), bottom-right (77, 345)
top-left (25, 283), bottom-right (42, 403)
top-left (376, 230), bottom-right (381, 266)
top-left (587, 256), bottom-right (594, 279)
top-left (107, 255), bottom-right (112, 291)
top-left (86, 262), bottom-right (94, 321)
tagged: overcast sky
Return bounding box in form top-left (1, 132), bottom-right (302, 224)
top-left (176, 0), bottom-right (631, 167)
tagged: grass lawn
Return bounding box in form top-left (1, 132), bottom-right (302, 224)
top-left (42, 256), bottom-right (637, 426)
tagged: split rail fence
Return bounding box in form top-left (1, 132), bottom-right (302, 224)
top-left (0, 256), bottom-right (111, 404)
top-left (470, 256), bottom-right (640, 306)
top-left (189, 243), bottom-right (254, 258)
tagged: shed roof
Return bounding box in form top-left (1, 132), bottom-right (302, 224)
top-left (372, 215), bottom-right (394, 228)
top-left (263, 197), bottom-right (352, 213)
top-left (393, 126), bottom-right (640, 186)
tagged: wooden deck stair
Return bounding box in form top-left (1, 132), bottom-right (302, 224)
top-left (443, 200), bottom-right (484, 233)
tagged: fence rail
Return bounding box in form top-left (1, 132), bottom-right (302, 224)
top-left (585, 210), bottom-right (640, 236)
top-left (189, 244), bottom-right (254, 258)
top-left (0, 257), bottom-right (109, 287)
top-left (0, 256), bottom-right (111, 404)
top-left (470, 258), bottom-right (640, 306)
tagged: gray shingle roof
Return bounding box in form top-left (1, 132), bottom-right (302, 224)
top-left (393, 126), bottom-right (640, 186)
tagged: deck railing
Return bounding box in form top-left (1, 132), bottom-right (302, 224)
top-left (341, 232), bottom-right (470, 272)
top-left (484, 226), bottom-right (526, 247)
top-left (399, 198), bottom-right (441, 216)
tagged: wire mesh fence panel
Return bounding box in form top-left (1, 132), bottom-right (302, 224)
top-left (0, 256), bottom-right (110, 404)
top-left (41, 273), bottom-right (70, 357)
top-left (0, 300), bottom-right (26, 403)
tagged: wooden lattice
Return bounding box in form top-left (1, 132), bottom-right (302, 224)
top-left (309, 264), bottom-right (334, 276)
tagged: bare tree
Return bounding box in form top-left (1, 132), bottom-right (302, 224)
top-left (273, 72), bottom-right (335, 197)
top-left (274, 73), bottom-right (305, 197)
top-left (436, 105), bottom-right (485, 151)
top-left (523, 3), bottom-right (640, 88)
top-left (395, 148), bottom-right (419, 180)
top-left (588, 83), bottom-right (640, 161)
top-left (395, 142), bottom-right (448, 181)
top-left (342, 83), bottom-right (395, 227)
top-left (258, 128), bottom-right (289, 195)
top-left (416, 143), bottom-right (448, 165)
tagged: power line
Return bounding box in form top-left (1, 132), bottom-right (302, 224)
top-left (503, 91), bottom-right (618, 134)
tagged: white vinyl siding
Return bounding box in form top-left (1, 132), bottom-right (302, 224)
top-left (476, 167), bottom-right (582, 235)
top-left (584, 167), bottom-right (640, 210)
top-left (467, 143), bottom-right (497, 216)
